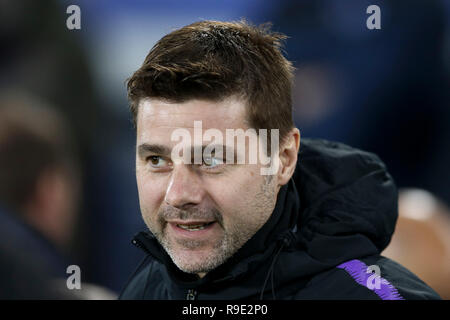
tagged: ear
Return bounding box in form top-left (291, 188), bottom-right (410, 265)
top-left (277, 128), bottom-right (300, 187)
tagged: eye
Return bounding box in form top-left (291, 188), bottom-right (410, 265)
top-left (147, 156), bottom-right (171, 169)
top-left (202, 156), bottom-right (224, 169)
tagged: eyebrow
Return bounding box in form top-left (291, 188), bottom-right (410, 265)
top-left (137, 144), bottom-right (172, 158)
top-left (137, 143), bottom-right (238, 160)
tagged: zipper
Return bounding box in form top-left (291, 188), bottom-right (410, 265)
top-left (186, 289), bottom-right (197, 300)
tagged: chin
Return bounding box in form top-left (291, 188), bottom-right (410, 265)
top-left (173, 258), bottom-right (213, 274)
top-left (170, 247), bottom-right (222, 274)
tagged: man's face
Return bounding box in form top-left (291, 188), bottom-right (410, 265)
top-left (135, 96), bottom-right (279, 275)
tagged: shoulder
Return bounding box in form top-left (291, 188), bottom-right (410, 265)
top-left (357, 255), bottom-right (441, 300)
top-left (295, 255), bottom-right (441, 300)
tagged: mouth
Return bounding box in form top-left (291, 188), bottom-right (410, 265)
top-left (175, 221), bottom-right (215, 231)
top-left (167, 220), bottom-right (218, 237)
top-left (168, 220), bottom-right (215, 231)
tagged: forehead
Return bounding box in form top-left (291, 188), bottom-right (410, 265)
top-left (136, 97), bottom-right (249, 142)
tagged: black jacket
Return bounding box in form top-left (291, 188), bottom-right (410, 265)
top-left (0, 206), bottom-right (75, 299)
top-left (119, 138), bottom-right (441, 300)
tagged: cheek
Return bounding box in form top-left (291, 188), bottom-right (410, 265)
top-left (206, 168), bottom-right (266, 221)
top-left (136, 172), bottom-right (167, 218)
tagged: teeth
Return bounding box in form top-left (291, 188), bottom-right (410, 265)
top-left (176, 223), bottom-right (210, 231)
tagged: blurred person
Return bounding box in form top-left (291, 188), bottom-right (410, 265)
top-left (0, 91), bottom-right (115, 299)
top-left (119, 20), bottom-right (439, 299)
top-left (0, 92), bottom-right (80, 268)
top-left (0, 0), bottom-right (129, 291)
top-left (383, 189), bottom-right (450, 299)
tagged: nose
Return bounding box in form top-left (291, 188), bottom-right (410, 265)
top-left (164, 164), bottom-right (205, 209)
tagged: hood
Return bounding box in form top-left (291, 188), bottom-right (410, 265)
top-left (132, 138), bottom-right (398, 297)
top-left (294, 138), bottom-right (398, 262)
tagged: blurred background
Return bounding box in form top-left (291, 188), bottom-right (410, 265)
top-left (0, 0), bottom-right (449, 299)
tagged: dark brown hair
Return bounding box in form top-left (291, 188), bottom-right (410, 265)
top-left (127, 20), bottom-right (295, 142)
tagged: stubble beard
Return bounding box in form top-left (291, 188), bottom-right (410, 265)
top-left (143, 175), bottom-right (277, 275)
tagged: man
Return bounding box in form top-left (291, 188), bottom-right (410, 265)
top-left (0, 92), bottom-right (115, 299)
top-left (0, 92), bottom-right (78, 298)
top-left (119, 20), bottom-right (440, 299)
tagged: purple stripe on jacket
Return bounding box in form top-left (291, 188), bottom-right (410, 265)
top-left (337, 259), bottom-right (404, 300)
